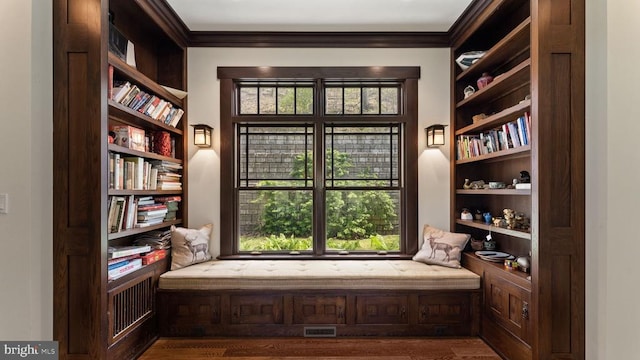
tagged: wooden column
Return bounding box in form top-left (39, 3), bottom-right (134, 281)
top-left (531, 0), bottom-right (585, 358)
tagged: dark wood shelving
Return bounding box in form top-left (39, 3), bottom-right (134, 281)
top-left (456, 188), bottom-right (531, 196)
top-left (107, 256), bottom-right (169, 291)
top-left (455, 99), bottom-right (531, 135)
top-left (456, 144), bottom-right (530, 164)
top-left (108, 219), bottom-right (182, 241)
top-left (109, 103), bottom-right (184, 135)
top-left (109, 52), bottom-right (184, 108)
top-left (463, 252), bottom-right (531, 290)
top-left (456, 219), bottom-right (531, 240)
top-left (456, 17), bottom-right (531, 83)
top-left (456, 58), bottom-right (531, 108)
top-left (108, 189), bottom-right (183, 196)
top-left (108, 143), bottom-right (183, 163)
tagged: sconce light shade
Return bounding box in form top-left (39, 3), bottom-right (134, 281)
top-left (192, 124), bottom-right (213, 147)
top-left (425, 124), bottom-right (446, 147)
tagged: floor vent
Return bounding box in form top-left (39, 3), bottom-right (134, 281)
top-left (304, 326), bottom-right (337, 337)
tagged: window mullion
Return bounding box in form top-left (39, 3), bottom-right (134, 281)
top-left (313, 79), bottom-right (325, 256)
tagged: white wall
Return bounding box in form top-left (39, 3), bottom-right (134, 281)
top-left (0, 0), bottom-right (52, 340)
top-left (1, 1), bottom-right (638, 359)
top-left (187, 48), bottom-right (452, 257)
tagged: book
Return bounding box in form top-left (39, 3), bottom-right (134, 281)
top-left (107, 253), bottom-right (141, 266)
top-left (141, 249), bottom-right (167, 265)
top-left (123, 157), bottom-right (145, 190)
top-left (112, 81), bottom-right (131, 102)
top-left (108, 258), bottom-right (142, 280)
top-left (108, 245), bottom-right (152, 259)
top-left (515, 183), bottom-right (531, 190)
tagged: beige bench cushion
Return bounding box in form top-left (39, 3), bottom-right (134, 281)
top-left (158, 260), bottom-right (480, 290)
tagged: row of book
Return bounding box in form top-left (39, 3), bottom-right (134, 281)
top-left (109, 66), bottom-right (185, 128)
top-left (109, 155), bottom-right (183, 191)
top-left (108, 195), bottom-right (182, 233)
top-left (456, 113), bottom-right (531, 160)
top-left (107, 246), bottom-right (168, 281)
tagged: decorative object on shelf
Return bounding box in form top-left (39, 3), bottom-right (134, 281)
top-left (516, 254), bottom-right (531, 273)
top-left (474, 209), bottom-right (483, 221)
top-left (192, 124), bottom-right (213, 148)
top-left (519, 170), bottom-right (531, 183)
top-left (108, 131), bottom-right (115, 144)
top-left (470, 237), bottom-right (484, 251)
top-left (492, 217), bottom-right (504, 227)
top-left (461, 208), bottom-right (473, 220)
top-left (475, 250), bottom-right (515, 263)
top-left (489, 181), bottom-right (506, 189)
top-left (515, 212), bottom-right (531, 230)
top-left (503, 208), bottom-right (516, 229)
top-left (476, 72), bottom-right (494, 89)
top-left (455, 51), bottom-right (486, 70)
top-left (470, 180), bottom-right (486, 189)
top-left (472, 113), bottom-right (488, 124)
top-left (425, 124), bottom-right (446, 147)
top-left (504, 259), bottom-right (519, 270)
top-left (463, 85), bottom-right (475, 99)
top-left (483, 212), bottom-right (493, 224)
top-left (153, 130), bottom-right (172, 157)
top-left (463, 178), bottom-right (472, 189)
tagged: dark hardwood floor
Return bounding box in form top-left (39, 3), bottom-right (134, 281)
top-left (139, 337), bottom-right (501, 359)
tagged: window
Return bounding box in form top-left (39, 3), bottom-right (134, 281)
top-left (218, 67), bottom-right (419, 258)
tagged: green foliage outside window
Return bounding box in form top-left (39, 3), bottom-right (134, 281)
top-left (254, 149), bottom-right (397, 241)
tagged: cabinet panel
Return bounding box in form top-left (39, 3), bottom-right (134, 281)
top-left (356, 295), bottom-right (408, 324)
top-left (230, 295), bottom-right (284, 324)
top-left (418, 294), bottom-right (470, 325)
top-left (485, 273), bottom-right (531, 345)
top-left (293, 295), bottom-right (346, 324)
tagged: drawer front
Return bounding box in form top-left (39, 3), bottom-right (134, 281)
top-left (293, 295), bottom-right (346, 324)
top-left (230, 295), bottom-right (284, 324)
top-left (418, 293), bottom-right (470, 324)
top-left (356, 295), bottom-right (408, 324)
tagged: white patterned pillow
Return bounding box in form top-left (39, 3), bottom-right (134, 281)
top-left (170, 224), bottom-right (213, 270)
top-left (412, 224), bottom-right (470, 268)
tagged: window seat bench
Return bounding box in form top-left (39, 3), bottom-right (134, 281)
top-left (157, 260), bottom-right (481, 337)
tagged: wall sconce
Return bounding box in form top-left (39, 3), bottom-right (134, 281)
top-left (191, 124), bottom-right (213, 147)
top-left (425, 124), bottom-right (446, 147)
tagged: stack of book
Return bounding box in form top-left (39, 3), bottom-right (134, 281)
top-left (134, 228), bottom-right (172, 250)
top-left (107, 245), bottom-right (151, 281)
top-left (154, 195), bottom-right (182, 221)
top-left (135, 196), bottom-right (168, 228)
top-left (150, 160), bottom-right (183, 191)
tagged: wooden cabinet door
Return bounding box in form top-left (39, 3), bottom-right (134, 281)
top-left (485, 273), bottom-right (531, 345)
top-left (356, 295), bottom-right (408, 324)
top-left (418, 293), bottom-right (471, 325)
top-left (293, 295), bottom-right (346, 324)
top-left (230, 295), bottom-right (284, 324)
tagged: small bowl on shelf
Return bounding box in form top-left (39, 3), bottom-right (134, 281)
top-left (488, 181), bottom-right (505, 189)
top-left (455, 51), bottom-right (486, 70)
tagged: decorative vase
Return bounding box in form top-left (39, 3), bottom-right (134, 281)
top-left (477, 72), bottom-right (494, 89)
top-left (484, 238), bottom-right (496, 251)
top-left (483, 212), bottom-right (492, 224)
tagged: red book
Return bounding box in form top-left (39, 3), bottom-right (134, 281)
top-left (141, 249), bottom-right (167, 265)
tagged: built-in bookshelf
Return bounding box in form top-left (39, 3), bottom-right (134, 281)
top-left (450, 0), bottom-right (585, 359)
top-left (53, 0), bottom-right (188, 358)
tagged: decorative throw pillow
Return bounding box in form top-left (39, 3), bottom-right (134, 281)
top-left (170, 224), bottom-right (213, 270)
top-left (412, 224), bottom-right (470, 268)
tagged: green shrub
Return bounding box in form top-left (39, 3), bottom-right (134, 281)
top-left (255, 149), bottom-right (397, 240)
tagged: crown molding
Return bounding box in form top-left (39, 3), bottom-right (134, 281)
top-left (188, 31), bottom-right (449, 48)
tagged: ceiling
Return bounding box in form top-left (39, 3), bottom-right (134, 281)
top-left (166, 0), bottom-right (474, 32)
